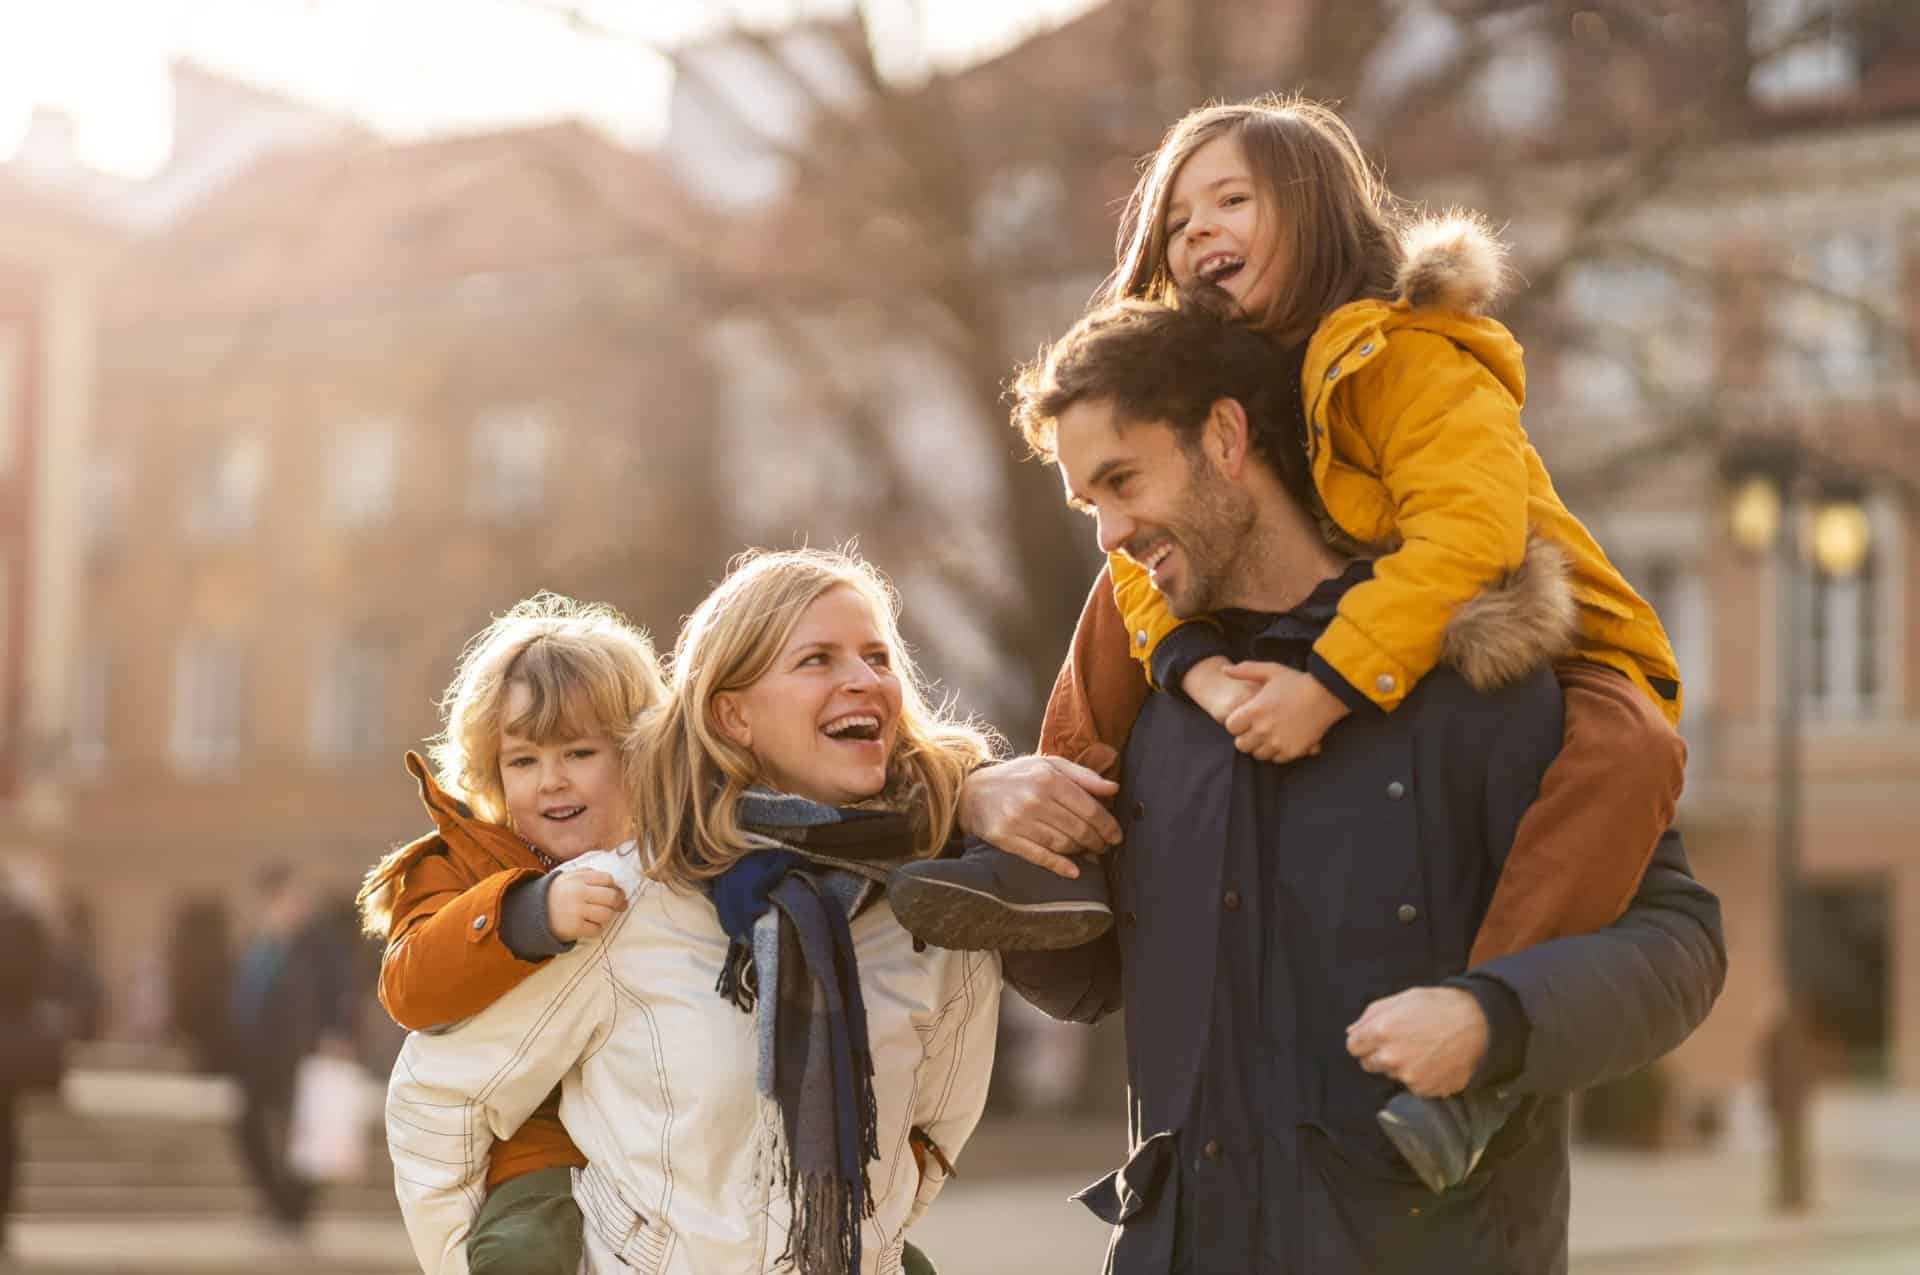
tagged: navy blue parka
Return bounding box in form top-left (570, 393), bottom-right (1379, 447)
top-left (1004, 565), bottom-right (1726, 1275)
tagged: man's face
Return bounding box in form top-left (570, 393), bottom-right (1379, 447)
top-left (1055, 397), bottom-right (1257, 618)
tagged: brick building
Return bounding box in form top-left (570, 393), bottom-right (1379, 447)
top-left (68, 120), bottom-right (719, 1010)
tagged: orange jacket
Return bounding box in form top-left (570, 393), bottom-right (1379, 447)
top-left (377, 752), bottom-right (585, 1188)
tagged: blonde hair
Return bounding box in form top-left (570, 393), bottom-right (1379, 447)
top-left (1103, 95), bottom-right (1405, 347)
top-left (356, 592), bottom-right (665, 937)
top-left (633, 547), bottom-right (999, 891)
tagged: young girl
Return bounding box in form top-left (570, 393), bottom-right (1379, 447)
top-left (384, 548), bottom-right (999, 1274)
top-left (900, 97), bottom-right (1688, 1193)
top-left (357, 593), bottom-right (665, 1275)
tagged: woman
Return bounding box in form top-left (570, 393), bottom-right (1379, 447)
top-left (387, 548), bottom-right (1002, 1275)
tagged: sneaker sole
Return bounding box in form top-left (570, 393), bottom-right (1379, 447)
top-left (888, 876), bottom-right (1113, 952)
top-left (1376, 1108), bottom-right (1456, 1196)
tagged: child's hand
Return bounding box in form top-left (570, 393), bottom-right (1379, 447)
top-left (1181, 655), bottom-right (1257, 725)
top-left (1220, 662), bottom-right (1351, 763)
top-left (547, 869), bottom-right (627, 942)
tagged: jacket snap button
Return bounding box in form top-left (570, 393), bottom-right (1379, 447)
top-left (1387, 781), bottom-right (1406, 800)
top-left (472, 914), bottom-right (488, 931)
top-left (1122, 910), bottom-right (1138, 927)
top-left (1135, 629), bottom-right (1148, 648)
top-left (1397, 904), bottom-right (1418, 924)
top-left (1223, 890), bottom-right (1241, 912)
top-left (1375, 673), bottom-right (1396, 694)
top-left (1203, 1139), bottom-right (1222, 1160)
top-left (1326, 365), bottom-right (1341, 380)
top-left (1133, 800), bottom-right (1146, 820)
top-left (1359, 342), bottom-right (1375, 355)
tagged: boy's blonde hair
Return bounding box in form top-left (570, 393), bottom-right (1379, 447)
top-left (1104, 95), bottom-right (1405, 347)
top-left (356, 593), bottom-right (664, 937)
top-left (633, 547), bottom-right (999, 891)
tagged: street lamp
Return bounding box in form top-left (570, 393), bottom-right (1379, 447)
top-left (1723, 448), bottom-right (1872, 1215)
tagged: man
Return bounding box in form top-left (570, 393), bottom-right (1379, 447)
top-left (962, 297), bottom-right (1725, 1273)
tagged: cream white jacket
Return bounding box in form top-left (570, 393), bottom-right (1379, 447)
top-left (386, 845), bottom-right (1001, 1275)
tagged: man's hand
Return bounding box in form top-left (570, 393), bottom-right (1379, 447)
top-left (1345, 986), bottom-right (1489, 1098)
top-left (547, 870), bottom-right (627, 943)
top-left (1220, 662), bottom-right (1350, 763)
top-left (958, 755), bottom-right (1121, 879)
top-left (1181, 655), bottom-right (1257, 725)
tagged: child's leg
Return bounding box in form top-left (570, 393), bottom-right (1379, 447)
top-left (1382, 661), bottom-right (1686, 1195)
top-left (1038, 562), bottom-right (1148, 776)
top-left (468, 1166), bottom-right (584, 1275)
top-left (891, 567), bottom-right (1141, 952)
top-left (1467, 660), bottom-right (1687, 968)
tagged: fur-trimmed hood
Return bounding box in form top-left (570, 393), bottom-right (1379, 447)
top-left (1440, 534), bottom-right (1576, 691)
top-left (1395, 213), bottom-right (1513, 315)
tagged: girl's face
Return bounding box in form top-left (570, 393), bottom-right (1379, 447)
top-left (714, 584), bottom-right (904, 808)
top-left (498, 681), bottom-right (629, 861)
top-left (1164, 133), bottom-right (1291, 317)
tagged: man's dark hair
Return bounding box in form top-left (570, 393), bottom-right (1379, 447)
top-left (1010, 286), bottom-right (1312, 506)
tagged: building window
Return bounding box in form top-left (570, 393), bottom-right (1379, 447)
top-left (1749, 0), bottom-right (1860, 105)
top-left (1805, 492), bottom-right (1903, 719)
top-left (1774, 228), bottom-right (1893, 394)
top-left (71, 639), bottom-right (109, 771)
top-left (187, 434), bottom-right (267, 541)
top-left (1469, 19), bottom-right (1562, 137)
top-left (326, 423), bottom-right (398, 528)
top-left (0, 319), bottom-right (23, 479)
top-left (83, 450), bottom-right (129, 550)
top-left (308, 636), bottom-right (386, 761)
top-left (1559, 257), bottom-right (1711, 411)
top-left (170, 634), bottom-right (246, 771)
top-left (468, 405), bottom-right (551, 521)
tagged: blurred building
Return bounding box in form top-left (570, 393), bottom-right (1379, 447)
top-left (63, 117), bottom-right (719, 1016)
top-left (0, 175), bottom-right (119, 856)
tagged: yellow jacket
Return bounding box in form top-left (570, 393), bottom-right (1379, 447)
top-left (1114, 215), bottom-right (1683, 724)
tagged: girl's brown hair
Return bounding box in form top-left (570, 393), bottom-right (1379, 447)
top-left (632, 547), bottom-right (998, 892)
top-left (1103, 95), bottom-right (1405, 347)
top-left (356, 593), bottom-right (665, 937)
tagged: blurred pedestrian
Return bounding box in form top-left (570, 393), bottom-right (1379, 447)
top-left (228, 864), bottom-right (356, 1233)
top-left (0, 869), bottom-right (66, 1261)
top-left (169, 893), bottom-right (234, 1071)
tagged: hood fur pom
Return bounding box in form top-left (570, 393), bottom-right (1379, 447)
top-left (1440, 534), bottom-right (1576, 691)
top-left (1396, 212), bottom-right (1512, 314)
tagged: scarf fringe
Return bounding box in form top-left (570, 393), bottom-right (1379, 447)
top-left (782, 1170), bottom-right (862, 1275)
top-left (716, 939), bottom-right (757, 1012)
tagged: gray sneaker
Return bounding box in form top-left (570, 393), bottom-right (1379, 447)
top-left (889, 842), bottom-right (1112, 951)
top-left (1377, 1087), bottom-right (1521, 1194)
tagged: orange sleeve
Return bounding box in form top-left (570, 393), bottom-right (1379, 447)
top-left (378, 854), bottom-right (547, 1031)
top-left (1038, 563), bottom-right (1149, 778)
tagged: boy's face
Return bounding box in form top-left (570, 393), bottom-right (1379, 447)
top-left (1055, 396), bottom-right (1259, 618)
top-left (1164, 133), bottom-right (1290, 317)
top-left (498, 681), bottom-right (629, 861)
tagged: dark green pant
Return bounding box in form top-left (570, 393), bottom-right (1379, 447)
top-left (902, 1240), bottom-right (937, 1274)
top-left (469, 1166), bottom-right (584, 1275)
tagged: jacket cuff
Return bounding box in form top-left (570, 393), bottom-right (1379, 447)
top-left (1307, 653), bottom-right (1379, 716)
top-left (1447, 973), bottom-right (1529, 1089)
top-left (499, 873), bottom-right (575, 961)
top-left (1151, 623), bottom-right (1232, 704)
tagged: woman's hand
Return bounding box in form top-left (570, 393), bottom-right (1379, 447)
top-left (957, 756), bottom-right (1121, 879)
top-left (547, 870), bottom-right (627, 942)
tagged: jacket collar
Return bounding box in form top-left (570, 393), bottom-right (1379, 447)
top-left (404, 751), bottom-right (545, 875)
top-left (1216, 558), bottom-right (1373, 660)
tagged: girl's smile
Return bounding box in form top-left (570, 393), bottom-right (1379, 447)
top-left (1164, 133), bottom-right (1291, 316)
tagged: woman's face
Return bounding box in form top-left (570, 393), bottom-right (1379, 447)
top-left (715, 584), bottom-right (904, 808)
top-left (1163, 132), bottom-right (1291, 316)
top-left (498, 681), bottom-right (630, 861)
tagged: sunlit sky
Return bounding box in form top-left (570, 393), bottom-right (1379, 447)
top-left (0, 0), bottom-right (1104, 179)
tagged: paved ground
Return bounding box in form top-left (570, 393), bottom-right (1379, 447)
top-left (10, 1125), bottom-right (1920, 1273)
